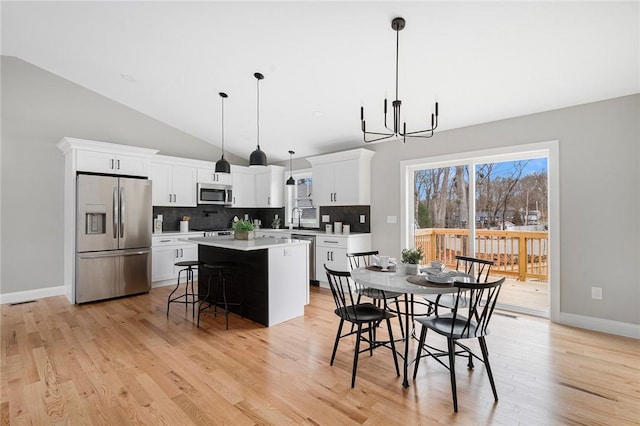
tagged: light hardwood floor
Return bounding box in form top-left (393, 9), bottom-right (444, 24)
top-left (1, 286), bottom-right (638, 425)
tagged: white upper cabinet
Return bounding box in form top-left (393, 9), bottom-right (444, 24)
top-left (151, 156), bottom-right (197, 207)
top-left (197, 167), bottom-right (232, 186)
top-left (307, 148), bottom-right (375, 206)
top-left (58, 137), bottom-right (157, 178)
top-left (230, 166), bottom-right (256, 208)
top-left (231, 165), bottom-right (284, 208)
top-left (255, 165), bottom-right (285, 208)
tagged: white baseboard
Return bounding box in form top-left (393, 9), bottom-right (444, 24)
top-left (559, 312), bottom-right (640, 339)
top-left (152, 280), bottom-right (183, 289)
top-left (0, 286), bottom-right (67, 305)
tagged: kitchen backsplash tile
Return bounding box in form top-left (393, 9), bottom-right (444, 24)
top-left (319, 205), bottom-right (370, 233)
top-left (153, 206), bottom-right (285, 232)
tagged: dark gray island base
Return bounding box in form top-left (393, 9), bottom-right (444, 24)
top-left (198, 245), bottom-right (269, 326)
top-left (187, 235), bottom-right (310, 327)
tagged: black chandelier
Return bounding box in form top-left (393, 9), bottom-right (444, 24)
top-left (249, 72), bottom-right (268, 166)
top-left (360, 17), bottom-right (439, 144)
top-left (286, 150), bottom-right (295, 186)
top-left (215, 92), bottom-right (231, 173)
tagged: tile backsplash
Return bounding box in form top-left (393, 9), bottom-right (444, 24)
top-left (319, 205), bottom-right (370, 233)
top-left (153, 206), bottom-right (285, 232)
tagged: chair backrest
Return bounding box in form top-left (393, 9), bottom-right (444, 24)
top-left (324, 265), bottom-right (360, 321)
top-left (346, 251), bottom-right (379, 270)
top-left (449, 277), bottom-right (505, 338)
top-left (455, 255), bottom-right (494, 283)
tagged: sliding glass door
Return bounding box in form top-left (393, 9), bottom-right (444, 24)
top-left (404, 148), bottom-right (551, 317)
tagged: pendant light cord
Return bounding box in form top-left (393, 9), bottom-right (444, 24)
top-left (221, 95), bottom-right (225, 156)
top-left (256, 77), bottom-right (260, 149)
top-left (395, 25), bottom-right (399, 102)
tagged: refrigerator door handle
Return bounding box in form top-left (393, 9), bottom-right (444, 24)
top-left (113, 186), bottom-right (118, 239)
top-left (119, 186), bottom-right (125, 238)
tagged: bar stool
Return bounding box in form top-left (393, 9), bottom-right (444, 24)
top-left (167, 260), bottom-right (201, 318)
top-left (197, 262), bottom-right (242, 330)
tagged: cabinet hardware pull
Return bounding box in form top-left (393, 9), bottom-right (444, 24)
top-left (117, 159), bottom-right (120, 169)
top-left (113, 187), bottom-right (118, 238)
top-left (330, 251), bottom-right (334, 261)
top-left (180, 248), bottom-right (183, 257)
top-left (160, 239), bottom-right (171, 242)
top-left (176, 249), bottom-right (179, 257)
top-left (110, 159), bottom-right (114, 169)
top-left (169, 194), bottom-right (172, 203)
top-left (327, 252), bottom-right (330, 261)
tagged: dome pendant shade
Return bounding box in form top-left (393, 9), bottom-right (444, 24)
top-left (215, 91), bottom-right (231, 173)
top-left (215, 156), bottom-right (231, 173)
top-left (250, 146), bottom-right (267, 167)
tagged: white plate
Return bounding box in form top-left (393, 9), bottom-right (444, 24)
top-left (425, 271), bottom-right (475, 284)
top-left (425, 270), bottom-right (458, 283)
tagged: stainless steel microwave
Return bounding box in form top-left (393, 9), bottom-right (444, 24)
top-left (197, 183), bottom-right (232, 205)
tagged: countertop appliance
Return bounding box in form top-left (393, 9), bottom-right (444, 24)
top-left (76, 174), bottom-right (152, 303)
top-left (197, 183), bottom-right (232, 205)
top-left (291, 233), bottom-right (317, 284)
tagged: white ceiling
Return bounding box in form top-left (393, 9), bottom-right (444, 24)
top-left (2, 1), bottom-right (638, 163)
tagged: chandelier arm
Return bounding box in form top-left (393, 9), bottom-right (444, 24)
top-left (364, 133), bottom-right (396, 143)
top-left (401, 130), bottom-right (436, 138)
top-left (364, 130), bottom-right (395, 136)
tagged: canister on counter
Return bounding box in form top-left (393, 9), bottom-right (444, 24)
top-left (334, 222), bottom-right (342, 234)
top-left (342, 224), bottom-right (350, 234)
top-left (325, 224), bottom-right (333, 233)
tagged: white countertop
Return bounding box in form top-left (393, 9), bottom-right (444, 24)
top-left (180, 235), bottom-right (311, 251)
top-left (258, 228), bottom-right (369, 237)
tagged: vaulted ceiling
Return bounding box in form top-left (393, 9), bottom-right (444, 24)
top-left (2, 1), bottom-right (638, 162)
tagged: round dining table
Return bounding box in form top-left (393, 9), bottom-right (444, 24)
top-left (350, 266), bottom-right (471, 388)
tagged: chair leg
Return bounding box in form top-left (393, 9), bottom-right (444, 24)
top-left (167, 268), bottom-right (184, 317)
top-left (330, 319), bottom-right (344, 366)
top-left (413, 326), bottom-right (427, 379)
top-left (385, 318), bottom-right (400, 377)
top-left (447, 337), bottom-right (458, 412)
top-left (221, 273), bottom-right (229, 330)
top-left (479, 336), bottom-right (498, 402)
top-left (352, 323), bottom-right (363, 388)
top-left (369, 326), bottom-right (374, 357)
top-left (394, 298), bottom-right (404, 338)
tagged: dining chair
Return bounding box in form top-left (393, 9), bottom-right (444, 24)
top-left (325, 265), bottom-right (400, 388)
top-left (347, 251), bottom-right (405, 338)
top-left (413, 277), bottom-right (506, 412)
top-left (424, 255), bottom-right (494, 315)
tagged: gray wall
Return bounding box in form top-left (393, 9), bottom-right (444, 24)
top-left (364, 94), bottom-right (639, 325)
top-left (0, 56), bottom-right (245, 294)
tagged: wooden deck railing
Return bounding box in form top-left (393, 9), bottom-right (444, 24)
top-left (414, 228), bottom-right (548, 282)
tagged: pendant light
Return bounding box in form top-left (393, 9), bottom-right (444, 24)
top-left (249, 72), bottom-right (267, 167)
top-left (215, 92), bottom-right (231, 173)
top-left (286, 150), bottom-right (295, 185)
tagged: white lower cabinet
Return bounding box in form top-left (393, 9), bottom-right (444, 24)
top-left (152, 234), bottom-right (199, 283)
top-left (315, 234), bottom-right (371, 286)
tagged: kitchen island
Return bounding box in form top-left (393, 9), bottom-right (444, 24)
top-left (182, 235), bottom-right (310, 327)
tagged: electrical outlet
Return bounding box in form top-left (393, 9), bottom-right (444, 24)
top-left (360, 215), bottom-right (366, 224)
top-left (322, 215), bottom-right (330, 222)
top-left (387, 216), bottom-right (397, 224)
top-left (591, 287), bottom-right (603, 300)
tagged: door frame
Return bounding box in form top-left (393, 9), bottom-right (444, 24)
top-left (400, 140), bottom-right (560, 322)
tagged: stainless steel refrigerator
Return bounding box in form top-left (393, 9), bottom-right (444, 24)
top-left (76, 174), bottom-right (152, 303)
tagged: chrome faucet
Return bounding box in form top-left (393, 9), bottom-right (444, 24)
top-left (291, 207), bottom-right (303, 228)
